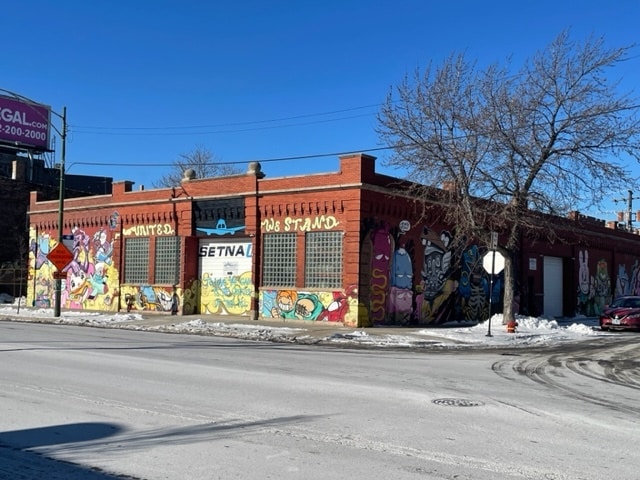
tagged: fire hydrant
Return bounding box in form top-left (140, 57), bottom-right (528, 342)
top-left (506, 320), bottom-right (518, 333)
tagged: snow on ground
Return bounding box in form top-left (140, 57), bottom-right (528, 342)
top-left (0, 296), bottom-right (612, 349)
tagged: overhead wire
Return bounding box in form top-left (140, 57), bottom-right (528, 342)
top-left (64, 98), bottom-right (640, 168)
top-left (71, 103), bottom-right (382, 135)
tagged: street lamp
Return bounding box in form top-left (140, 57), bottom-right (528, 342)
top-left (0, 88), bottom-right (67, 317)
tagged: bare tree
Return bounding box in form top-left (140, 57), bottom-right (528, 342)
top-left (378, 31), bottom-right (640, 322)
top-left (153, 146), bottom-right (241, 188)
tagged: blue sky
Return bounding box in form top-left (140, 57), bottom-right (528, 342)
top-left (3, 1), bottom-right (640, 218)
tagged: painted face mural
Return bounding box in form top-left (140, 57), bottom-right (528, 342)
top-left (122, 284), bottom-right (179, 313)
top-left (392, 244), bottom-right (413, 289)
top-left (271, 290), bottom-right (298, 319)
top-left (388, 286), bottom-right (413, 316)
top-left (578, 250), bottom-right (590, 296)
top-left (421, 227), bottom-right (453, 301)
top-left (66, 267), bottom-right (89, 308)
top-left (264, 286), bottom-right (356, 323)
top-left (318, 291), bottom-right (350, 322)
top-left (93, 228), bottom-right (114, 265)
top-left (593, 258), bottom-right (611, 315)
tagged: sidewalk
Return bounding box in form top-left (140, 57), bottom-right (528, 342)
top-left (126, 312), bottom-right (454, 345)
top-left (5, 305), bottom-right (572, 349)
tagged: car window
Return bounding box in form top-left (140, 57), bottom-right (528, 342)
top-left (613, 298), bottom-right (634, 307)
top-left (618, 298), bottom-right (640, 308)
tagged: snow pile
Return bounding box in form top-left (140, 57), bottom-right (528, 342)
top-left (0, 297), bottom-right (611, 349)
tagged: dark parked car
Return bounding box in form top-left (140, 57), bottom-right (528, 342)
top-left (599, 296), bottom-right (640, 331)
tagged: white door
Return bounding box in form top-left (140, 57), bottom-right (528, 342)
top-left (543, 256), bottom-right (563, 318)
top-left (198, 238), bottom-right (254, 315)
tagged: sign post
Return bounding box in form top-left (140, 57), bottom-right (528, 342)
top-left (482, 233), bottom-right (504, 337)
top-left (47, 243), bottom-right (73, 314)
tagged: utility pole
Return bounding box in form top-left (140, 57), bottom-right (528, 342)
top-left (614, 190), bottom-right (640, 231)
top-left (54, 107), bottom-right (67, 317)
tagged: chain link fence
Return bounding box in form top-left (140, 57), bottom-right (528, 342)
top-left (0, 262), bottom-right (27, 301)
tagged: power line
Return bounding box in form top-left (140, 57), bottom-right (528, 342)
top-left (69, 100), bottom-right (640, 167)
top-left (72, 113), bottom-right (376, 136)
top-left (72, 103), bottom-right (382, 133)
top-left (72, 146), bottom-right (393, 168)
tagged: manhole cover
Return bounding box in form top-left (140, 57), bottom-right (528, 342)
top-left (432, 398), bottom-right (485, 407)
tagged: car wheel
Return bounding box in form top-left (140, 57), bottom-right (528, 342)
top-left (600, 326), bottom-right (608, 331)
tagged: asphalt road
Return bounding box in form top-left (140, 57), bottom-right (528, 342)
top-left (1, 322), bottom-right (639, 480)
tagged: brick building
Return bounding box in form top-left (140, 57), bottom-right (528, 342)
top-left (26, 153), bottom-right (640, 326)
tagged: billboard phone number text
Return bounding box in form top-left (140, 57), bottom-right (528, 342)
top-left (0, 123), bottom-right (48, 142)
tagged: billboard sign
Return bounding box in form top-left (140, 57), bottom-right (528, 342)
top-left (0, 95), bottom-right (51, 151)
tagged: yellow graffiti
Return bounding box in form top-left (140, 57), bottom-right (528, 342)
top-left (261, 215), bottom-right (340, 232)
top-left (200, 271), bottom-right (254, 315)
top-left (370, 267), bottom-right (388, 323)
top-left (123, 223), bottom-right (175, 237)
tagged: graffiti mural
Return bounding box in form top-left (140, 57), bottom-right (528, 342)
top-left (359, 218), bottom-right (498, 326)
top-left (369, 224), bottom-right (393, 325)
top-left (629, 260), bottom-right (640, 296)
top-left (200, 271), bottom-right (253, 315)
top-left (576, 250), bottom-right (612, 316)
top-left (182, 278), bottom-right (199, 315)
top-left (616, 263), bottom-right (630, 297)
top-left (388, 238), bottom-right (414, 325)
top-left (594, 258), bottom-right (611, 313)
top-left (458, 245), bottom-right (490, 322)
top-left (28, 222), bottom-right (120, 311)
top-left (576, 250), bottom-right (593, 315)
top-left (122, 284), bottom-right (179, 313)
top-left (261, 286), bottom-right (357, 322)
top-left (414, 227), bottom-right (456, 324)
top-left (29, 228), bottom-right (54, 308)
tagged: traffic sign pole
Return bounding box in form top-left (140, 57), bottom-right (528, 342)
top-left (47, 242), bottom-right (73, 315)
top-left (486, 250), bottom-right (496, 337)
top-left (486, 232), bottom-right (498, 337)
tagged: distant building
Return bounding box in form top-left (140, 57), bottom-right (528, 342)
top-left (0, 152), bottom-right (112, 297)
